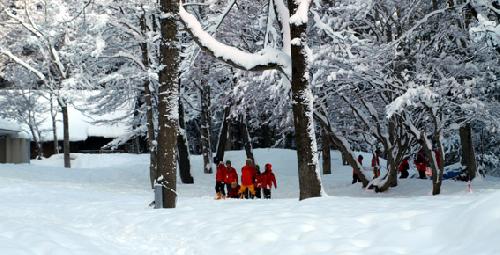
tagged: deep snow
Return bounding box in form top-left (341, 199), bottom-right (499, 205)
top-left (0, 149), bottom-right (499, 255)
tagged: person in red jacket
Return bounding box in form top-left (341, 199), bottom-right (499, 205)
top-left (224, 160), bottom-right (238, 197)
top-left (261, 163), bottom-right (277, 199)
top-left (239, 159), bottom-right (256, 199)
top-left (371, 149), bottom-right (381, 179)
top-left (399, 157), bottom-right (410, 179)
top-left (415, 146), bottom-right (427, 179)
top-left (215, 161), bottom-right (227, 199)
top-left (352, 155), bottom-right (363, 184)
top-left (254, 165), bottom-right (263, 199)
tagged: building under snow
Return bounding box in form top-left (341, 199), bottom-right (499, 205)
top-left (0, 90), bottom-right (139, 159)
top-left (0, 118), bottom-right (30, 164)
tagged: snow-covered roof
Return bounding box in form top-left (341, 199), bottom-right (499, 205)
top-left (1, 91), bottom-right (133, 142)
top-left (0, 117), bottom-right (22, 133)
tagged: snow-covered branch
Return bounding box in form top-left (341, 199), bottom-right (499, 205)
top-left (179, 1), bottom-right (291, 75)
top-left (386, 86), bottom-right (439, 118)
top-left (0, 47), bottom-right (46, 80)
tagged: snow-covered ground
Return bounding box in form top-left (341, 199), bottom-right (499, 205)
top-left (0, 149), bottom-right (499, 255)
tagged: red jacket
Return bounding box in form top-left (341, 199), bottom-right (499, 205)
top-left (255, 173), bottom-right (264, 188)
top-left (399, 159), bottom-right (409, 172)
top-left (228, 184), bottom-right (240, 198)
top-left (261, 170), bottom-right (277, 189)
top-left (216, 164), bottom-right (227, 182)
top-left (241, 165), bottom-right (256, 186)
top-left (225, 167), bottom-right (238, 184)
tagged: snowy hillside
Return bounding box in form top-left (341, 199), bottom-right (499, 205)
top-left (1, 149), bottom-right (499, 255)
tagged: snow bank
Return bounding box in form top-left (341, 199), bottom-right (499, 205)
top-left (1, 149), bottom-right (500, 254)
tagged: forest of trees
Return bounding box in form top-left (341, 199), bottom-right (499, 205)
top-left (0, 0), bottom-right (498, 208)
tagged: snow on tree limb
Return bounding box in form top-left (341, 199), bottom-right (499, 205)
top-left (289, 0), bottom-right (312, 25)
top-left (386, 86), bottom-right (439, 118)
top-left (179, 1), bottom-right (291, 75)
top-left (272, 0), bottom-right (291, 56)
top-left (0, 48), bottom-right (46, 80)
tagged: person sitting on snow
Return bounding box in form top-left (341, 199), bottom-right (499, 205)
top-left (372, 149), bottom-right (381, 179)
top-left (261, 163), bottom-right (277, 199)
top-left (215, 161), bottom-right (227, 200)
top-left (227, 182), bottom-right (240, 198)
top-left (352, 155), bottom-right (363, 184)
top-left (239, 159), bottom-right (256, 199)
top-left (225, 160), bottom-right (238, 197)
top-left (399, 157), bottom-right (410, 179)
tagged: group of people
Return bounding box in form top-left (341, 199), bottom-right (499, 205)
top-left (352, 144), bottom-right (442, 184)
top-left (215, 159), bottom-right (277, 200)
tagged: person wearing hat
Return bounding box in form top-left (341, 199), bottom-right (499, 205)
top-left (261, 163), bottom-right (277, 199)
top-left (225, 160), bottom-right (238, 198)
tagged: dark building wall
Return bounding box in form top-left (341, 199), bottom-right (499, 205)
top-left (30, 137), bottom-right (128, 159)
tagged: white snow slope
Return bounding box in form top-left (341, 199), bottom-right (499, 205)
top-left (0, 149), bottom-right (499, 255)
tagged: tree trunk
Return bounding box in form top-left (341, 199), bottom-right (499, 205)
top-left (239, 113), bottom-right (254, 163)
top-left (178, 99), bottom-right (194, 184)
top-left (200, 79), bottom-right (213, 174)
top-left (49, 94), bottom-right (59, 155)
top-left (157, 0), bottom-right (179, 208)
top-left (133, 94), bottom-right (143, 154)
top-left (459, 123), bottom-right (477, 181)
top-left (28, 124), bottom-right (43, 160)
top-left (61, 103), bottom-right (70, 168)
top-left (321, 127), bottom-right (331, 174)
top-left (375, 157), bottom-right (398, 192)
top-left (420, 133), bottom-right (444, 195)
top-left (432, 0), bottom-right (438, 11)
top-left (140, 11), bottom-right (158, 189)
top-left (288, 1), bottom-right (323, 200)
top-left (215, 105), bottom-right (231, 164)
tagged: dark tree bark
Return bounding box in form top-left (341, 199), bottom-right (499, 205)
top-left (215, 105), bottom-right (231, 164)
top-left (419, 133), bottom-right (444, 195)
top-left (432, 0), bottom-right (438, 11)
top-left (27, 124), bottom-right (43, 160)
top-left (200, 75), bottom-right (213, 174)
top-left (133, 94), bottom-right (143, 154)
top-left (321, 127), bottom-right (331, 174)
top-left (140, 10), bottom-right (157, 189)
top-left (177, 98), bottom-right (194, 184)
top-left (289, 1), bottom-right (323, 200)
top-left (239, 113), bottom-right (254, 163)
top-left (49, 93), bottom-right (59, 155)
top-left (157, 0), bottom-right (179, 208)
top-left (459, 123), bottom-right (477, 181)
top-left (61, 101), bottom-right (70, 168)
